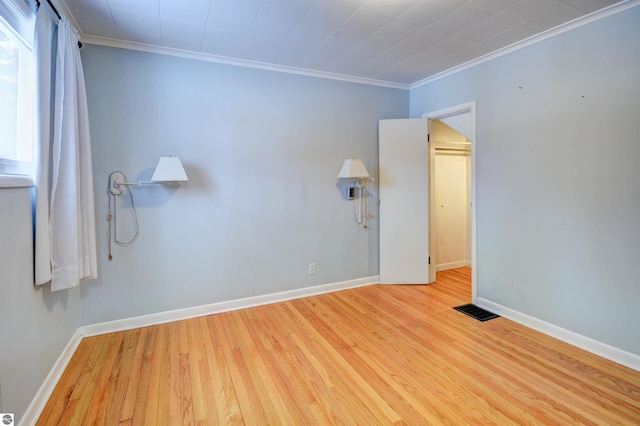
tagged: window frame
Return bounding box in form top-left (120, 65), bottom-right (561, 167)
top-left (0, 0), bottom-right (35, 182)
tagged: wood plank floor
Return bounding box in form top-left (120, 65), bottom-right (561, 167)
top-left (38, 268), bottom-right (640, 425)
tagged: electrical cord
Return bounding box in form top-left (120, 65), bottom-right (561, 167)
top-left (354, 182), bottom-right (369, 229)
top-left (107, 171), bottom-right (139, 260)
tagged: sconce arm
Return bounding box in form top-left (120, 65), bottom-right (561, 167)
top-left (109, 172), bottom-right (177, 196)
top-left (353, 177), bottom-right (375, 185)
top-left (116, 181), bottom-right (167, 187)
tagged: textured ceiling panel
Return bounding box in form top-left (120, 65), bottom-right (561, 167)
top-left (64, 0), bottom-right (627, 85)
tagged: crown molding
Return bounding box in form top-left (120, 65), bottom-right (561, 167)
top-left (410, 0), bottom-right (640, 90)
top-left (64, 0), bottom-right (638, 90)
top-left (79, 35), bottom-right (410, 90)
top-left (55, 0), bottom-right (81, 29)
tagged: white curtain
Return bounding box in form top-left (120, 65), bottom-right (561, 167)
top-left (34, 12), bottom-right (97, 291)
top-left (34, 8), bottom-right (53, 285)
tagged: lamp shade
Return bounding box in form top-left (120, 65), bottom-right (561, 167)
top-left (150, 157), bottom-right (189, 182)
top-left (338, 158), bottom-right (370, 179)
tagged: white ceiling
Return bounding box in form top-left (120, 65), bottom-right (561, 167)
top-left (61, 0), bottom-right (626, 86)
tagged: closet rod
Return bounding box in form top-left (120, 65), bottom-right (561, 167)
top-left (431, 141), bottom-right (470, 145)
top-left (35, 0), bottom-right (83, 48)
top-left (435, 147), bottom-right (470, 153)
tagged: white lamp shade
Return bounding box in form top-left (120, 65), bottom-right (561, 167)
top-left (338, 158), bottom-right (370, 179)
top-left (151, 157), bottom-right (189, 182)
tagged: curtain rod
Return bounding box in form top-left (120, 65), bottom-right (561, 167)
top-left (35, 0), bottom-right (60, 20)
top-left (35, 0), bottom-right (83, 48)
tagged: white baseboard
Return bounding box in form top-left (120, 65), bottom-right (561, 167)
top-left (80, 275), bottom-right (379, 337)
top-left (436, 261), bottom-right (472, 272)
top-left (19, 329), bottom-right (84, 426)
top-left (21, 276), bottom-right (379, 425)
top-left (477, 298), bottom-right (640, 372)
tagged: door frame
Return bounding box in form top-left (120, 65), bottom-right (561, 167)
top-left (423, 102), bottom-right (477, 303)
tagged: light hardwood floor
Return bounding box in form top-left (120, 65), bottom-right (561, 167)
top-left (38, 268), bottom-right (640, 425)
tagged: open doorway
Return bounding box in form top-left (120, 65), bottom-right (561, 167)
top-left (431, 119), bottom-right (471, 272)
top-left (424, 103), bottom-right (477, 303)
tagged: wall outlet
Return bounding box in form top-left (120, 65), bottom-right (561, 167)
top-left (347, 187), bottom-right (356, 200)
top-left (308, 262), bottom-right (316, 275)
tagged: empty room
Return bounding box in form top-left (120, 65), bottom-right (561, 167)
top-left (0, 0), bottom-right (639, 424)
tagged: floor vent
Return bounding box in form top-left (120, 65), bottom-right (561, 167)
top-left (454, 304), bottom-right (500, 322)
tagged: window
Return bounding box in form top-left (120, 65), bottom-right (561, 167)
top-left (0, 1), bottom-right (34, 177)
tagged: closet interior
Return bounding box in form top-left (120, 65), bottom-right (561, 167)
top-left (431, 119), bottom-right (472, 272)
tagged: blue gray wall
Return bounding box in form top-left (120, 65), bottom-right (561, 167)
top-left (411, 6), bottom-right (640, 356)
top-left (0, 186), bottom-right (80, 421)
top-left (80, 45), bottom-right (409, 324)
top-left (4, 8), bottom-right (639, 421)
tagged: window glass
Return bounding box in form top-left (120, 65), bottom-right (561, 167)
top-left (0, 26), bottom-right (20, 160)
top-left (0, 15), bottom-right (33, 176)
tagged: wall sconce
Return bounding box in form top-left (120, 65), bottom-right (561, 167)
top-left (338, 158), bottom-right (374, 229)
top-left (107, 156), bottom-right (188, 260)
top-left (109, 156), bottom-right (188, 194)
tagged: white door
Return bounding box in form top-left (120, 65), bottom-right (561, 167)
top-left (379, 118), bottom-right (431, 284)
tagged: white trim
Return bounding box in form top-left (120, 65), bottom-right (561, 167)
top-left (19, 329), bottom-right (83, 426)
top-left (78, 36), bottom-right (410, 90)
top-left (62, 0), bottom-right (637, 89)
top-left (423, 101), bottom-right (477, 304)
top-left (0, 174), bottom-right (34, 188)
top-left (65, 0), bottom-right (638, 89)
top-left (0, 0), bottom-right (35, 47)
top-left (51, 0), bottom-right (81, 31)
top-left (477, 298), bottom-right (640, 372)
top-left (410, 0), bottom-right (640, 90)
top-left (436, 261), bottom-right (471, 272)
top-left (20, 276), bottom-right (378, 424)
top-left (20, 277), bottom-right (637, 424)
top-left (80, 275), bottom-right (379, 337)
top-left (0, 158), bottom-right (35, 181)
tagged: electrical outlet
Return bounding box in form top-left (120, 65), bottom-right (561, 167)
top-left (347, 187), bottom-right (356, 200)
top-left (308, 262), bottom-right (316, 275)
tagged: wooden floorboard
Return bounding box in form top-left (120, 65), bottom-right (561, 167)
top-left (37, 268), bottom-right (640, 425)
